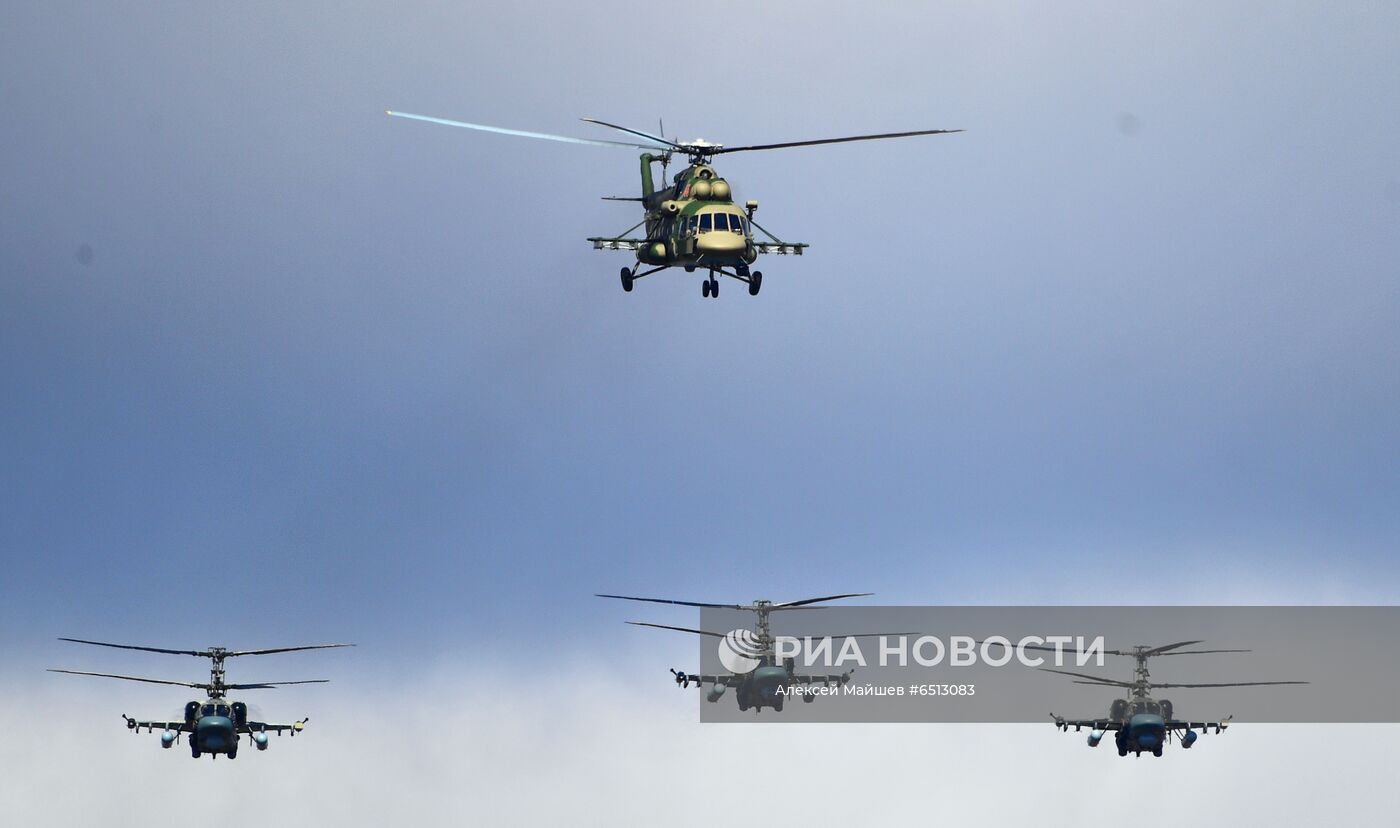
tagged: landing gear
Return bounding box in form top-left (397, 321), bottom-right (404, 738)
top-left (1152, 746), bottom-right (1163, 757)
top-left (620, 267), bottom-right (634, 292)
top-left (191, 743), bottom-right (201, 759)
top-left (772, 698), bottom-right (784, 713)
top-left (738, 700), bottom-right (749, 712)
top-left (748, 270), bottom-right (762, 296)
top-left (702, 276), bottom-right (719, 298)
top-left (228, 749), bottom-right (238, 760)
top-left (702, 280), bottom-right (711, 298)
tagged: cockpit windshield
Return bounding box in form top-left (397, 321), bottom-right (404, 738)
top-left (698, 214), bottom-right (712, 233)
top-left (215, 704), bottom-right (230, 717)
top-left (202, 704), bottom-right (214, 717)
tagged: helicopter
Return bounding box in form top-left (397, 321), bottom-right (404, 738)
top-left (385, 110), bottom-right (962, 298)
top-left (49, 637), bottom-right (352, 760)
top-left (1017, 640), bottom-right (1309, 758)
top-left (597, 592), bottom-right (899, 713)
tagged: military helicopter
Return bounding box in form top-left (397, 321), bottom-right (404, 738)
top-left (49, 637), bottom-right (352, 760)
top-left (1023, 640), bottom-right (1309, 758)
top-left (386, 110), bottom-right (961, 298)
top-left (597, 592), bottom-right (899, 713)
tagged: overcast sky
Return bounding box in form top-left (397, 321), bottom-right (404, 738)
top-left (2, 2), bottom-right (1398, 824)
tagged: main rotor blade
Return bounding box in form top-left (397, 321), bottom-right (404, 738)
top-left (977, 641), bottom-right (1132, 658)
top-left (1039, 667), bottom-right (1134, 687)
top-left (1150, 680), bottom-right (1310, 689)
top-left (59, 638), bottom-right (207, 658)
top-left (716, 128), bottom-right (963, 155)
top-left (625, 621), bottom-right (725, 638)
top-left (226, 644), bottom-right (354, 657)
top-left (1155, 649), bottom-right (1251, 656)
top-left (596, 594), bottom-right (744, 610)
top-left (773, 593), bottom-right (873, 608)
top-left (386, 111), bottom-right (662, 150)
top-left (225, 680), bottom-right (330, 689)
top-left (580, 117), bottom-right (679, 149)
top-left (1142, 640), bottom-right (1207, 656)
top-left (48, 669), bottom-right (206, 689)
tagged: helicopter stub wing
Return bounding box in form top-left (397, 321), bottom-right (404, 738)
top-left (122, 715), bottom-right (190, 733)
top-left (242, 718), bottom-right (308, 735)
top-left (587, 237), bottom-right (651, 251)
top-left (752, 241), bottom-right (807, 256)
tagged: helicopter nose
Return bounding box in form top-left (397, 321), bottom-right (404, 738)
top-left (696, 232), bottom-right (745, 254)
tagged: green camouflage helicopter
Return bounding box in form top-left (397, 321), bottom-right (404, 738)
top-left (386, 111), bottom-right (961, 298)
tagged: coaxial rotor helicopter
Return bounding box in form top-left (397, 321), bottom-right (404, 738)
top-left (1001, 639), bottom-right (1309, 758)
top-left (49, 637), bottom-right (352, 760)
top-left (597, 592), bottom-right (902, 713)
top-left (386, 110), bottom-right (961, 298)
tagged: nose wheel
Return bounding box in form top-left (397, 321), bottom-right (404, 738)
top-left (620, 267), bottom-right (634, 292)
top-left (702, 277), bottom-right (719, 298)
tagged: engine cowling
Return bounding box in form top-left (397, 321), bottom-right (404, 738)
top-left (184, 701), bottom-right (200, 725)
top-left (691, 180), bottom-right (713, 200)
top-left (1086, 729), bottom-right (1105, 748)
top-left (710, 180), bottom-right (731, 200)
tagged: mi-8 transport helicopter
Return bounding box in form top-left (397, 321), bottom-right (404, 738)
top-left (386, 110), bottom-right (961, 297)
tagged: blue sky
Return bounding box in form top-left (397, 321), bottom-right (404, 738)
top-left (1, 2), bottom-right (1398, 822)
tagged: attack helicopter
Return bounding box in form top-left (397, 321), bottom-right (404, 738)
top-left (49, 637), bottom-right (352, 760)
top-left (386, 110), bottom-right (961, 298)
top-left (597, 592), bottom-right (897, 713)
top-left (1020, 640), bottom-right (1309, 758)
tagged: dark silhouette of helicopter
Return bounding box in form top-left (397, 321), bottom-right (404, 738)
top-left (49, 637), bottom-right (351, 760)
top-left (1026, 640), bottom-right (1308, 757)
top-left (598, 592), bottom-right (903, 714)
top-left (386, 111), bottom-right (961, 298)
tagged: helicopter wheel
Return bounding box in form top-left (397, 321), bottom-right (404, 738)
top-left (748, 271), bottom-right (762, 296)
top-left (1117, 746), bottom-right (1127, 757)
top-left (1153, 746), bottom-right (1163, 757)
top-left (710, 278), bottom-right (719, 298)
top-left (191, 744), bottom-right (201, 759)
top-left (702, 280), bottom-right (711, 298)
top-left (773, 698), bottom-right (784, 713)
top-left (228, 749), bottom-right (238, 760)
top-left (738, 701), bottom-right (748, 712)
top-left (620, 267), bottom-right (634, 293)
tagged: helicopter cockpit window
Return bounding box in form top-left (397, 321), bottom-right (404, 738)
top-left (730, 214), bottom-right (745, 234)
top-left (215, 704), bottom-right (230, 717)
top-left (712, 214), bottom-right (729, 232)
top-left (698, 214), bottom-right (712, 233)
top-left (202, 704), bottom-right (214, 717)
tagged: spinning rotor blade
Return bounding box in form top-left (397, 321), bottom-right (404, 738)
top-left (596, 594), bottom-right (745, 610)
top-left (1039, 667), bottom-right (1135, 687)
top-left (773, 593), bottom-right (873, 608)
top-left (625, 621), bottom-right (725, 638)
top-left (386, 111), bottom-right (663, 150)
top-left (225, 680), bottom-right (331, 690)
top-left (226, 644), bottom-right (354, 657)
top-left (48, 669), bottom-right (207, 689)
top-left (580, 117), bottom-right (679, 149)
top-left (715, 128), bottom-right (963, 155)
top-left (59, 638), bottom-right (207, 657)
top-left (1149, 679), bottom-right (1310, 689)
